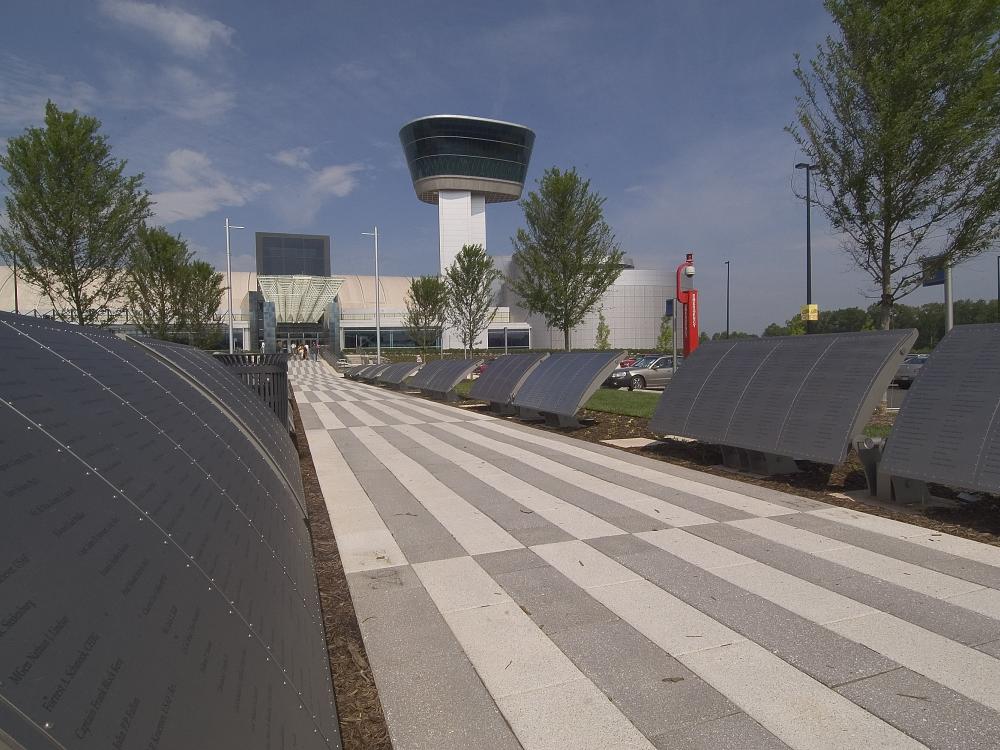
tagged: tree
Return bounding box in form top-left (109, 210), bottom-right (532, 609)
top-left (127, 226), bottom-right (192, 340)
top-left (789, 0), bottom-right (1000, 329)
top-left (182, 261), bottom-right (224, 348)
top-left (402, 275), bottom-right (448, 356)
top-left (711, 331), bottom-right (757, 340)
top-left (0, 101), bottom-right (151, 325)
top-left (509, 167), bottom-right (624, 350)
top-left (445, 244), bottom-right (502, 356)
top-left (656, 314), bottom-right (674, 352)
top-left (595, 308), bottom-right (610, 350)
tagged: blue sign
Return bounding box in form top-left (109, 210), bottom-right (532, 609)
top-left (921, 257), bottom-right (946, 287)
top-left (664, 299), bottom-right (675, 317)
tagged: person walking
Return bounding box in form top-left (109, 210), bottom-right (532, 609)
top-left (303, 343), bottom-right (309, 361)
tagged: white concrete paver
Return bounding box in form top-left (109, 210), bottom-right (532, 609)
top-left (305, 428), bottom-right (406, 572)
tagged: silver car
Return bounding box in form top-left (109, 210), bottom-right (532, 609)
top-left (605, 354), bottom-right (677, 390)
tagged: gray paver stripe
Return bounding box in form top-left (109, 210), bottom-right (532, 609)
top-left (336, 399), bottom-right (388, 426)
top-left (588, 533), bottom-right (899, 689)
top-left (464, 419), bottom-right (797, 518)
top-left (413, 556), bottom-right (656, 749)
top-left (605, 529), bottom-right (1000, 716)
top-left (319, 401), bottom-right (365, 428)
top-left (370, 395), bottom-right (470, 423)
top-left (452, 425), bottom-right (757, 524)
top-left (685, 522), bottom-right (1000, 647)
top-left (531, 540), bottom-right (924, 750)
top-left (345, 565), bottom-right (524, 750)
top-left (432, 421), bottom-right (718, 527)
top-left (780, 512), bottom-right (1000, 591)
top-left (359, 398), bottom-right (427, 425)
top-left (480, 548), bottom-right (790, 746)
top-left (390, 423), bottom-right (626, 540)
top-left (807, 506), bottom-right (1000, 569)
top-left (350, 425), bottom-right (523, 555)
top-left (303, 428), bottom-right (406, 573)
top-left (311, 401), bottom-right (346, 430)
top-left (421, 423), bottom-right (671, 533)
top-left (728, 517), bottom-right (1000, 617)
top-left (329, 430), bottom-right (467, 564)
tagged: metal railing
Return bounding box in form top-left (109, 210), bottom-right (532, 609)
top-left (214, 352), bottom-right (290, 427)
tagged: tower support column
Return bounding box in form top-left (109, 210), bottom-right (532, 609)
top-left (438, 190), bottom-right (487, 349)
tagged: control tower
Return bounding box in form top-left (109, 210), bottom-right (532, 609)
top-left (399, 115), bottom-right (535, 274)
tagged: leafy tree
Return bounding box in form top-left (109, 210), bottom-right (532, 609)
top-left (0, 101), bottom-right (151, 325)
top-left (814, 306), bottom-right (870, 334)
top-left (127, 225), bottom-right (192, 340)
top-left (711, 331), bottom-right (758, 340)
top-left (789, 0), bottom-right (1000, 329)
top-left (509, 167), bottom-right (624, 350)
top-left (656, 314), bottom-right (673, 352)
top-left (595, 308), bottom-right (610, 350)
top-left (182, 261), bottom-right (224, 348)
top-left (698, 331), bottom-right (710, 344)
top-left (444, 244), bottom-right (501, 356)
top-left (402, 275), bottom-right (448, 356)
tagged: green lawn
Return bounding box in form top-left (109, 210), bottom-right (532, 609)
top-left (583, 388), bottom-right (661, 418)
top-left (862, 423), bottom-right (893, 438)
top-left (456, 378), bottom-right (660, 418)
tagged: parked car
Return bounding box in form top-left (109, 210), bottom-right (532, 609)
top-left (892, 353), bottom-right (929, 389)
top-left (604, 354), bottom-right (676, 390)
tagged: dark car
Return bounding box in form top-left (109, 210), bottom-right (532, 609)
top-left (892, 353), bottom-right (929, 389)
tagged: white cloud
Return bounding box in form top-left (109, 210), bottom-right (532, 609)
top-left (0, 56), bottom-right (97, 127)
top-left (158, 65), bottom-right (235, 120)
top-left (269, 153), bottom-right (364, 224)
top-left (310, 164), bottom-right (362, 198)
top-left (270, 147), bottom-right (313, 170)
top-left (98, 0), bottom-right (235, 57)
top-left (151, 148), bottom-right (269, 223)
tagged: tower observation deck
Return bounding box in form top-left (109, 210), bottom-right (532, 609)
top-left (399, 115), bottom-right (535, 275)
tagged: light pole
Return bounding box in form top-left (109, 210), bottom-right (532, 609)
top-left (224, 218), bottom-right (244, 353)
top-left (795, 162), bottom-right (819, 333)
top-left (724, 260), bottom-right (730, 338)
top-left (362, 226), bottom-right (381, 363)
top-left (11, 255), bottom-right (18, 315)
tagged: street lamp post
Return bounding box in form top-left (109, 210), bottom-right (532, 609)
top-left (12, 254), bottom-right (18, 315)
top-left (724, 260), bottom-right (730, 338)
top-left (795, 162), bottom-right (819, 333)
top-left (362, 227), bottom-right (381, 363)
top-left (224, 218), bottom-right (244, 353)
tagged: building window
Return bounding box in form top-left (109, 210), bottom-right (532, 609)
top-left (487, 329), bottom-right (529, 349)
top-left (343, 327), bottom-right (440, 349)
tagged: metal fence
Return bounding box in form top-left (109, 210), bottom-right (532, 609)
top-left (214, 353), bottom-right (290, 427)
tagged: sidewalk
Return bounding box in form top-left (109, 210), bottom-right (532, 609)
top-left (291, 359), bottom-right (1000, 750)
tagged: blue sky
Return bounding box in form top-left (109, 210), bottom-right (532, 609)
top-left (2, 0), bottom-right (998, 334)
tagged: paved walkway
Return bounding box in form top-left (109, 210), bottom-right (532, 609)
top-left (290, 359), bottom-right (1000, 750)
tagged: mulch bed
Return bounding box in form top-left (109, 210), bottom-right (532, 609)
top-left (291, 402), bottom-right (392, 750)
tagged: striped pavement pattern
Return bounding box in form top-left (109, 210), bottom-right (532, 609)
top-left (290, 359), bottom-right (1000, 750)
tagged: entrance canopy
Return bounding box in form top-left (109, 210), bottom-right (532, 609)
top-left (258, 275), bottom-right (344, 323)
